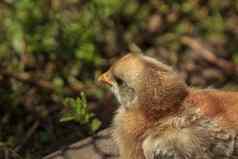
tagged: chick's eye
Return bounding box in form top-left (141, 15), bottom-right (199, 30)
top-left (115, 76), bottom-right (124, 86)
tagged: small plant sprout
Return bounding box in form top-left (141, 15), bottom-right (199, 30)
top-left (60, 92), bottom-right (101, 133)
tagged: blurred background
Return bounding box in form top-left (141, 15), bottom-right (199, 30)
top-left (1, 0), bottom-right (238, 158)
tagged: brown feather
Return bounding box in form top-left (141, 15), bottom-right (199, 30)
top-left (185, 89), bottom-right (238, 128)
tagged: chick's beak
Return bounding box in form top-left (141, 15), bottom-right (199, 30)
top-left (98, 72), bottom-right (113, 86)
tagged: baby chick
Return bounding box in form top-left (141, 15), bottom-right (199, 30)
top-left (98, 53), bottom-right (238, 159)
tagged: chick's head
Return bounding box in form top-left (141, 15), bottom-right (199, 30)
top-left (98, 53), bottom-right (188, 116)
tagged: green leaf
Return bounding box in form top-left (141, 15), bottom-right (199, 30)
top-left (39, 130), bottom-right (50, 144)
top-left (90, 119), bottom-right (102, 132)
top-left (60, 116), bottom-right (75, 122)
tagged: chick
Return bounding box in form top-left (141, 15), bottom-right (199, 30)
top-left (98, 53), bottom-right (238, 159)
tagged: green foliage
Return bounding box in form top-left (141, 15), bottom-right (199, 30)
top-left (60, 93), bottom-right (101, 133)
top-left (1, 0), bottom-right (126, 65)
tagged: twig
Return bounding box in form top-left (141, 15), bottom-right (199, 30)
top-left (4, 149), bottom-right (9, 159)
top-left (9, 149), bottom-right (23, 159)
top-left (0, 70), bottom-right (95, 95)
top-left (0, 143), bottom-right (23, 159)
top-left (14, 121), bottom-right (40, 152)
top-left (0, 70), bottom-right (55, 92)
top-left (181, 36), bottom-right (238, 74)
